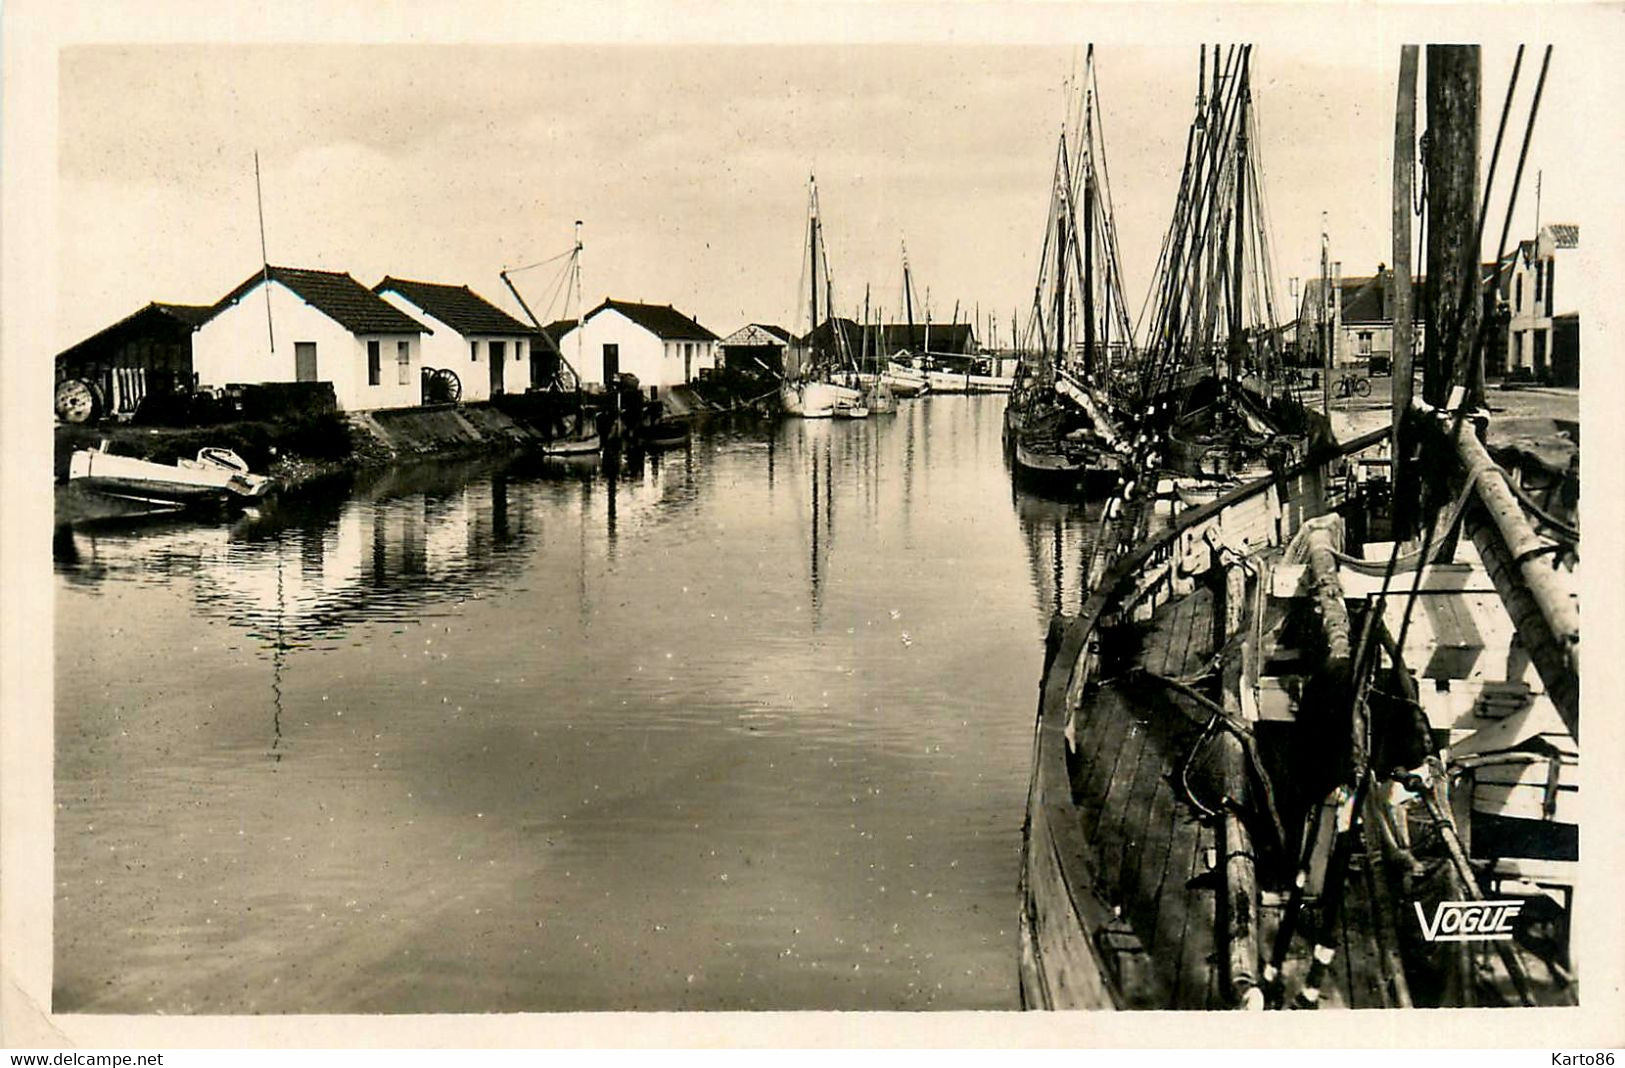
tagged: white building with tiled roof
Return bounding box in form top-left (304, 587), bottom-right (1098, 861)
top-left (195, 266), bottom-right (432, 411)
top-left (554, 298), bottom-right (719, 390)
top-left (375, 277), bottom-right (539, 401)
top-left (1506, 224), bottom-right (1579, 385)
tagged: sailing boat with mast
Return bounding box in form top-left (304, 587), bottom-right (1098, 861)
top-left (879, 241), bottom-right (931, 397)
top-left (782, 175), bottom-right (865, 419)
top-left (1004, 46), bottom-right (1132, 493)
top-left (1133, 46), bottom-right (1314, 491)
top-left (861, 291), bottom-right (897, 415)
top-left (1018, 43), bottom-right (1579, 1013)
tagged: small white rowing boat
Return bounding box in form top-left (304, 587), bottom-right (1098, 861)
top-left (68, 446), bottom-right (273, 506)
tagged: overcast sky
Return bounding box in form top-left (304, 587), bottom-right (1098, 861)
top-left (58, 40), bottom-right (1587, 350)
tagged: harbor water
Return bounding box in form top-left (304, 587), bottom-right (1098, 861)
top-left (54, 395), bottom-right (1100, 1012)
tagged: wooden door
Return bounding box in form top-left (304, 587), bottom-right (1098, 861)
top-left (489, 340), bottom-right (506, 395)
top-left (295, 342), bottom-right (318, 382)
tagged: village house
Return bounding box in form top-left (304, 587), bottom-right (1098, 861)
top-left (1505, 223), bottom-right (1579, 386)
top-left (54, 301), bottom-right (217, 421)
top-left (553, 299), bottom-right (719, 390)
top-left (374, 276), bottom-right (541, 401)
top-left (718, 323), bottom-right (795, 376)
top-left (194, 266), bottom-right (431, 412)
top-left (1296, 264), bottom-right (1425, 371)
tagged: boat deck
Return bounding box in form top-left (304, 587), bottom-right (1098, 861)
top-left (1051, 578), bottom-right (1403, 1008)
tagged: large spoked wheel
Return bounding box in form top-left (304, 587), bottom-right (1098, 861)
top-left (434, 368), bottom-right (462, 403)
top-left (1354, 376), bottom-right (1372, 398)
top-left (55, 378), bottom-right (102, 424)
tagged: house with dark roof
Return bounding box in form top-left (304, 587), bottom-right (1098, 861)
top-left (1506, 224), bottom-right (1579, 386)
top-left (54, 302), bottom-right (219, 421)
top-left (375, 276), bottom-right (544, 400)
top-left (874, 321), bottom-right (977, 357)
top-left (554, 298), bottom-right (719, 390)
top-left (1296, 265), bottom-right (1426, 370)
top-left (195, 266), bottom-right (431, 411)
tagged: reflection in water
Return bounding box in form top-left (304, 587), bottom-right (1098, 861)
top-left (56, 397), bottom-right (1096, 1014)
top-left (1007, 475), bottom-right (1101, 621)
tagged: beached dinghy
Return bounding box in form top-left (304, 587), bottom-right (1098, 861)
top-left (68, 445), bottom-right (272, 507)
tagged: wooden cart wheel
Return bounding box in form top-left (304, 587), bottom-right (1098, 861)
top-left (434, 367), bottom-right (462, 403)
top-left (55, 378), bottom-right (101, 424)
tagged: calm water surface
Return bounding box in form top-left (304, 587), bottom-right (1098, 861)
top-left (54, 395), bottom-right (1100, 1012)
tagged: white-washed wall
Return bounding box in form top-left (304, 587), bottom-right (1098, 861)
top-left (375, 293), bottom-right (536, 401)
top-left (195, 280), bottom-right (422, 410)
top-left (556, 308), bottom-right (665, 389)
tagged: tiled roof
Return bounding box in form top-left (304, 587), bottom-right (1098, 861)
top-left (152, 302), bottom-right (219, 328)
top-left (1549, 224), bottom-right (1579, 249)
top-left (538, 319), bottom-right (577, 351)
top-left (375, 276), bottom-right (532, 336)
top-left (57, 301), bottom-right (219, 364)
top-left (587, 299), bottom-right (718, 341)
top-left (799, 319), bottom-right (980, 356)
top-left (1339, 275), bottom-right (1387, 323)
top-left (217, 266), bottom-right (429, 336)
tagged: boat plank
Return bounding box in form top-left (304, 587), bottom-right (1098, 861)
top-left (1172, 819), bottom-right (1219, 1008)
top-left (1115, 710), bottom-right (1176, 909)
top-left (1024, 797), bottom-right (1117, 1008)
top-left (1093, 708), bottom-right (1155, 908)
top-left (1131, 765), bottom-right (1184, 966)
top-left (1068, 671), bottom-right (1121, 797)
top-left (1074, 689), bottom-right (1136, 844)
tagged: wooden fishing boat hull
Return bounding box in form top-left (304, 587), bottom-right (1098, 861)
top-left (635, 416), bottom-right (690, 449)
top-left (1011, 439), bottom-right (1125, 496)
top-left (864, 382), bottom-right (898, 415)
top-left (882, 362), bottom-right (929, 396)
top-left (781, 380), bottom-right (861, 419)
top-left (1020, 432), bottom-right (1402, 1010)
top-left (640, 428), bottom-right (689, 449)
top-left (925, 369), bottom-right (1013, 394)
top-left (1021, 420), bottom-right (1578, 1010)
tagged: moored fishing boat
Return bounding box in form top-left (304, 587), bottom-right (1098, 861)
top-left (1017, 44), bottom-right (1578, 1012)
top-left (1005, 45), bottom-right (1133, 495)
top-left (881, 359), bottom-right (929, 396)
top-left (926, 361), bottom-right (1014, 395)
top-left (1130, 44), bottom-right (1308, 488)
top-left (541, 431), bottom-right (603, 457)
top-left (782, 176), bottom-right (867, 420)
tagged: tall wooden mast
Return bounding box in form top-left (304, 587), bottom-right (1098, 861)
top-left (808, 175), bottom-right (820, 375)
top-left (1229, 50), bottom-right (1250, 379)
top-left (1422, 46), bottom-right (1482, 407)
top-left (1391, 45), bottom-right (1419, 531)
